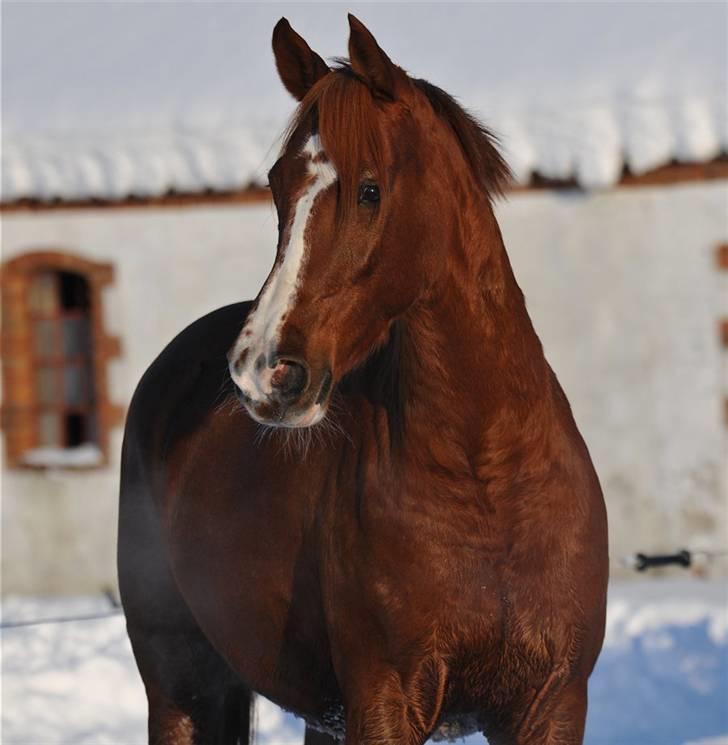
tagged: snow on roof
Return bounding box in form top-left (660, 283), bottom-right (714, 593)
top-left (2, 2), bottom-right (726, 201)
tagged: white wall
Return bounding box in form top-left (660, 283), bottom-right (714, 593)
top-left (2, 180), bottom-right (726, 593)
top-left (498, 183), bottom-right (728, 567)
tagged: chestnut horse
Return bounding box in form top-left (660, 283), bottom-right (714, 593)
top-left (119, 15), bottom-right (608, 745)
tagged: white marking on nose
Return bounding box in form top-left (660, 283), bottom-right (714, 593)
top-left (229, 135), bottom-right (337, 399)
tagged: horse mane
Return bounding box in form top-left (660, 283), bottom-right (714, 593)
top-left (284, 62), bottom-right (511, 209)
top-left (410, 77), bottom-right (512, 199)
top-left (339, 319), bottom-right (406, 449)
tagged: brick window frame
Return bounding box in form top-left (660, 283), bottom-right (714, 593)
top-left (1, 250), bottom-right (123, 468)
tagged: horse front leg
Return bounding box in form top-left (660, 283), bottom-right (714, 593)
top-left (341, 658), bottom-right (447, 745)
top-left (129, 625), bottom-right (253, 745)
top-left (305, 727), bottom-right (342, 745)
top-left (506, 678), bottom-right (588, 745)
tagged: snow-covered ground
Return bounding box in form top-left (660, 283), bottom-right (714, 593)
top-left (2, 580), bottom-right (726, 745)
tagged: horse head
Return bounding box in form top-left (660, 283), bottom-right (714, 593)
top-left (228, 15), bottom-right (509, 428)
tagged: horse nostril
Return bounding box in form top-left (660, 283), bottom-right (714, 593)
top-left (270, 359), bottom-right (309, 403)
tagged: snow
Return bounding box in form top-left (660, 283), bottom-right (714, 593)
top-left (2, 580), bottom-right (726, 745)
top-left (21, 444), bottom-right (103, 469)
top-left (2, 2), bottom-right (725, 200)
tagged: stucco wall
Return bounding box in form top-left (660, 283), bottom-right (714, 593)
top-left (2, 180), bottom-right (726, 594)
top-left (499, 184), bottom-right (727, 566)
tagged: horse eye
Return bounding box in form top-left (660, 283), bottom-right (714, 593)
top-left (358, 183), bottom-right (380, 205)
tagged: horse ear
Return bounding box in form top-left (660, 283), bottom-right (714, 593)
top-left (347, 14), bottom-right (404, 100)
top-left (272, 18), bottom-right (329, 101)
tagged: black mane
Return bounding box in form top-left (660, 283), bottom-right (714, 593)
top-left (412, 76), bottom-right (512, 199)
top-left (339, 319), bottom-right (407, 450)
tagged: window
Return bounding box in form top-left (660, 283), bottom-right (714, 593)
top-left (30, 270), bottom-right (98, 450)
top-left (1, 251), bottom-right (122, 468)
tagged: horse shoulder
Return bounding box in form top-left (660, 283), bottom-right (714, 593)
top-left (122, 302), bottom-right (252, 479)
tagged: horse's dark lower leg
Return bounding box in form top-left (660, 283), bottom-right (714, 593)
top-left (120, 461), bottom-right (254, 744)
top-left (305, 727), bottom-right (341, 745)
top-left (129, 625), bottom-right (253, 745)
top-left (145, 688), bottom-right (251, 745)
top-left (120, 506), bottom-right (251, 744)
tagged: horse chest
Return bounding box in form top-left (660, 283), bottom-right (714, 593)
top-left (323, 472), bottom-right (508, 610)
top-left (163, 424), bottom-right (561, 730)
top-left (321, 489), bottom-right (510, 654)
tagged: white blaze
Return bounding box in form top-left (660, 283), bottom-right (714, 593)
top-left (229, 135), bottom-right (337, 400)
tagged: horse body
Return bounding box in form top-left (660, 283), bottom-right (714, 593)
top-left (119, 15), bottom-right (608, 745)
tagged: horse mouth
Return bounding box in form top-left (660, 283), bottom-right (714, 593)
top-left (245, 399), bottom-right (328, 429)
top-left (235, 369), bottom-right (333, 429)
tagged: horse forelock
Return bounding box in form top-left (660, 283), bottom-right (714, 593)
top-left (281, 63), bottom-right (511, 208)
top-left (283, 65), bottom-right (388, 218)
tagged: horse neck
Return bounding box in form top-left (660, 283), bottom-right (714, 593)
top-left (398, 203), bottom-right (554, 467)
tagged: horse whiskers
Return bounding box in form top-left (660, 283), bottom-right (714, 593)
top-left (212, 393), bottom-right (231, 414)
top-left (251, 404), bottom-right (351, 460)
top-left (325, 395), bottom-right (354, 446)
top-left (212, 394), bottom-right (237, 417)
top-left (319, 409), bottom-right (352, 447)
top-left (253, 423), bottom-right (276, 447)
top-left (282, 425), bottom-right (316, 462)
top-left (211, 374), bottom-right (245, 417)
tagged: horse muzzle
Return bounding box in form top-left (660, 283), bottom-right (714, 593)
top-left (228, 350), bottom-right (331, 428)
